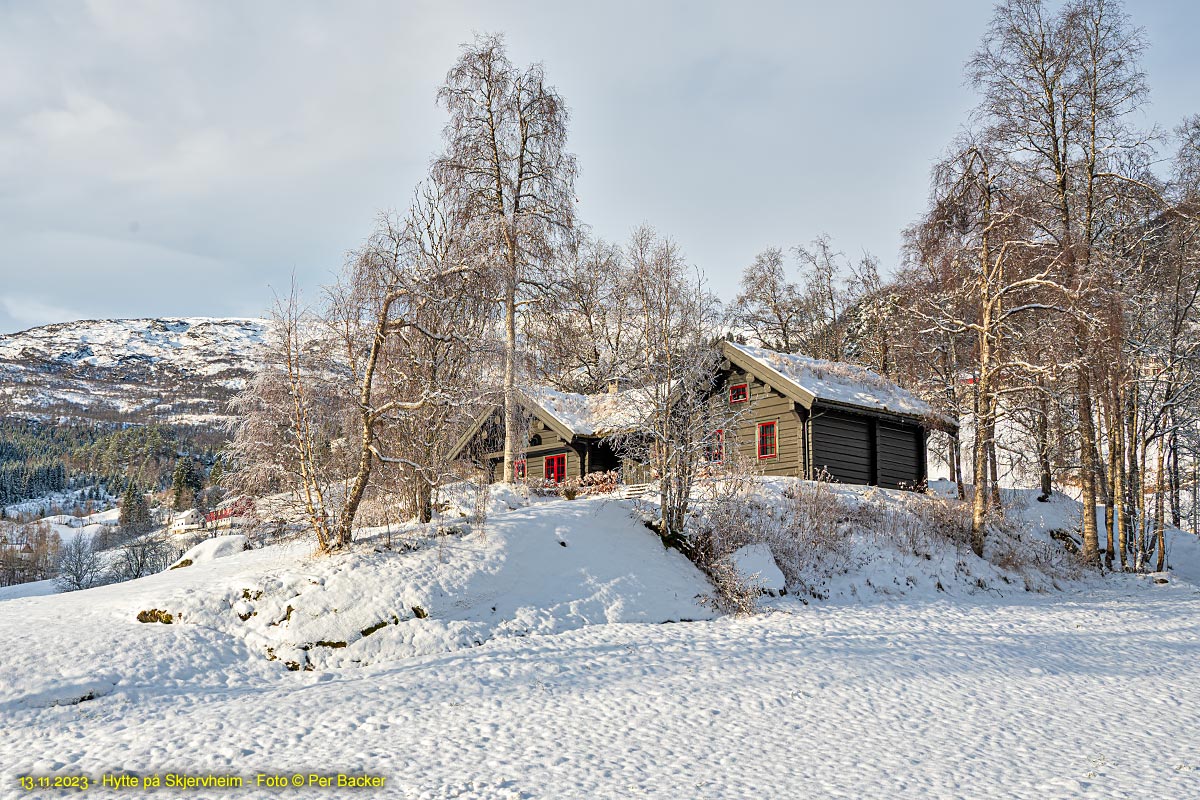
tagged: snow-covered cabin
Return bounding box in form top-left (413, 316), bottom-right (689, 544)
top-left (451, 342), bottom-right (955, 490)
top-left (719, 342), bottom-right (954, 489)
top-left (451, 385), bottom-right (644, 484)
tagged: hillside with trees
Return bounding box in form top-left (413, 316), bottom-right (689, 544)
top-left (222, 2), bottom-right (1199, 583)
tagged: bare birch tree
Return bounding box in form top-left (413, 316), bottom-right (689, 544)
top-left (351, 184), bottom-right (497, 524)
top-left (525, 236), bottom-right (638, 393)
top-left (613, 226), bottom-right (727, 546)
top-left (434, 33), bottom-right (578, 484)
top-left (227, 184), bottom-right (491, 550)
top-left (225, 284), bottom-right (342, 550)
top-left (910, 141), bottom-right (1067, 556)
top-left (966, 0), bottom-right (1155, 565)
top-left (731, 248), bottom-right (806, 353)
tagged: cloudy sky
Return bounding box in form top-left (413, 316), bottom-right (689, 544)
top-left (1, 1), bottom-right (1196, 333)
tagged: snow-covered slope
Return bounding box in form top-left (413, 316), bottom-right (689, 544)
top-left (3, 494), bottom-right (1200, 798)
top-left (0, 498), bottom-right (712, 708)
top-left (0, 317), bottom-right (267, 426)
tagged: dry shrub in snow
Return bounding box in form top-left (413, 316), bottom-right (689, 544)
top-left (697, 554), bottom-right (761, 616)
top-left (522, 471), bottom-right (620, 501)
top-left (689, 478), bottom-right (1079, 602)
top-left (578, 470), bottom-right (621, 496)
top-left (854, 491), bottom-right (1079, 589)
top-left (985, 516), bottom-right (1082, 588)
top-left (848, 489), bottom-right (972, 556)
top-left (689, 478), bottom-right (848, 601)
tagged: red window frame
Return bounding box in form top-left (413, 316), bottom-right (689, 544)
top-left (515, 458), bottom-right (526, 479)
top-left (544, 454), bottom-right (566, 483)
top-left (706, 429), bottom-right (725, 463)
top-left (757, 421), bottom-right (777, 460)
top-left (729, 383), bottom-right (749, 404)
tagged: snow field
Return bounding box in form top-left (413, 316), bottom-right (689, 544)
top-left (168, 501), bottom-right (712, 671)
top-left (3, 482), bottom-right (1200, 797)
top-left (5, 582), bottom-right (1200, 798)
top-left (0, 499), bottom-right (712, 712)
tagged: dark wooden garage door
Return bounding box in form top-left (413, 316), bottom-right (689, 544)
top-left (811, 412), bottom-right (872, 485)
top-left (877, 423), bottom-right (923, 489)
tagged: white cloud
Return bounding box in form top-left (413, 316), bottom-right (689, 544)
top-left (0, 0), bottom-right (1195, 336)
top-left (0, 295), bottom-right (86, 329)
top-left (20, 92), bottom-right (130, 141)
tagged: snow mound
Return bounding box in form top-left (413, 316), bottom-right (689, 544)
top-left (0, 579), bottom-right (57, 601)
top-left (443, 480), bottom-right (531, 517)
top-left (1, 672), bottom-right (120, 713)
top-left (172, 534), bottom-right (248, 567)
top-left (168, 501), bottom-right (712, 670)
top-left (0, 499), bottom-right (713, 704)
top-left (731, 544), bottom-right (785, 593)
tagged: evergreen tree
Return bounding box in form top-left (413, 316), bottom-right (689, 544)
top-left (170, 459), bottom-right (204, 511)
top-left (118, 482), bottom-right (152, 535)
top-left (208, 456), bottom-right (224, 488)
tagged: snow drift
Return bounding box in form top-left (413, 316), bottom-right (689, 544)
top-left (0, 498), bottom-right (712, 711)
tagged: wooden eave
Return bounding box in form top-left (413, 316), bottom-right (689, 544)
top-left (721, 340), bottom-right (818, 409)
top-left (449, 390), bottom-right (585, 462)
top-left (721, 340), bottom-right (958, 434)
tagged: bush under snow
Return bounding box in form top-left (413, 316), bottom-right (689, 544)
top-left (687, 477), bottom-right (1083, 604)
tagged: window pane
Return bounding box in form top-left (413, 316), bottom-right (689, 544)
top-left (758, 422), bottom-right (776, 458)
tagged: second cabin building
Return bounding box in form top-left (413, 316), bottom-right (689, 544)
top-left (452, 341), bottom-right (955, 491)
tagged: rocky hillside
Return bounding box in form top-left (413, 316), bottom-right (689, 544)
top-left (0, 318), bottom-right (268, 427)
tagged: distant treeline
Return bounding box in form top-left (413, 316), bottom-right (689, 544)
top-left (0, 419), bottom-right (227, 507)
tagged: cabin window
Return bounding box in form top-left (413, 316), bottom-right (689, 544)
top-left (705, 429), bottom-right (725, 463)
top-left (729, 383), bottom-right (749, 404)
top-left (529, 434), bottom-right (542, 447)
top-left (757, 421), bottom-right (777, 460)
top-left (544, 454), bottom-right (566, 483)
top-left (515, 459), bottom-right (526, 479)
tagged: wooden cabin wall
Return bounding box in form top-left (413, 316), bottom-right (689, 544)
top-left (810, 411), bottom-right (873, 485)
top-left (481, 415), bottom-right (583, 481)
top-left (876, 422), bottom-right (925, 489)
top-left (810, 409), bottom-right (927, 489)
top-left (721, 367), bottom-right (804, 478)
top-left (518, 448), bottom-right (582, 481)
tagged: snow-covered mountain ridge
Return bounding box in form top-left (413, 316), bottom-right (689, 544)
top-left (0, 317), bottom-right (268, 426)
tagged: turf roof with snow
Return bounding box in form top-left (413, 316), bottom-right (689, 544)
top-left (726, 342), bottom-right (948, 423)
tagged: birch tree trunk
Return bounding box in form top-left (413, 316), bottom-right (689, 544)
top-left (501, 282), bottom-right (519, 483)
top-left (1114, 401), bottom-right (1128, 570)
top-left (1155, 441), bottom-right (1166, 572)
top-left (1077, 368), bottom-right (1102, 565)
top-left (1037, 381), bottom-right (1054, 501)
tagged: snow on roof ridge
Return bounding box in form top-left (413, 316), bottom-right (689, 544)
top-left (729, 342), bottom-right (943, 421)
top-left (522, 384), bottom-right (645, 437)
